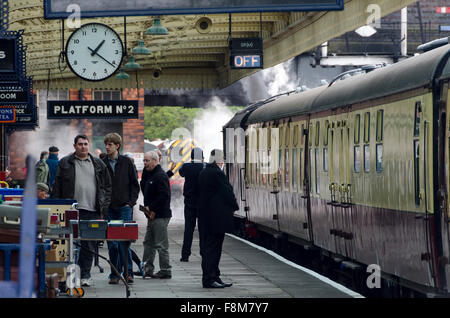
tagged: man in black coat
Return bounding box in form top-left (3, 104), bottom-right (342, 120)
top-left (179, 147), bottom-right (205, 262)
top-left (141, 151), bottom-right (172, 279)
top-left (101, 133), bottom-right (140, 284)
top-left (198, 149), bottom-right (239, 288)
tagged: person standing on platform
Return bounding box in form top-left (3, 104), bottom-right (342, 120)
top-left (36, 182), bottom-right (49, 200)
top-left (46, 146), bottom-right (59, 191)
top-left (141, 151), bottom-right (172, 279)
top-left (35, 151), bottom-right (49, 185)
top-left (178, 147), bottom-right (205, 262)
top-left (198, 149), bottom-right (239, 288)
top-left (52, 134), bottom-right (112, 287)
top-left (101, 133), bottom-right (139, 285)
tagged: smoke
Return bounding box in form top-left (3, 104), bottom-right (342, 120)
top-left (34, 92), bottom-right (80, 158)
top-left (241, 57), bottom-right (297, 101)
top-left (192, 97), bottom-right (235, 163)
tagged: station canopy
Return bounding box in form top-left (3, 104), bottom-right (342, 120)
top-left (7, 0), bottom-right (416, 91)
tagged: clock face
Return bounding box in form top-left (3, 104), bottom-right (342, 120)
top-left (66, 23), bottom-right (124, 81)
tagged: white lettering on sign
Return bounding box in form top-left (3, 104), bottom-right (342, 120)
top-left (52, 104), bottom-right (134, 115)
top-left (0, 93), bottom-right (17, 99)
top-left (0, 51), bottom-right (5, 59)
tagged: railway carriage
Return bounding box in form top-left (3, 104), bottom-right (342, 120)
top-left (224, 43), bottom-right (450, 295)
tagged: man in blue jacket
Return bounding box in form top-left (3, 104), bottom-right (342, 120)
top-left (46, 146), bottom-right (59, 191)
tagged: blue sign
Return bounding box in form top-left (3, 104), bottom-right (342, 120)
top-left (0, 105), bottom-right (15, 123)
top-left (232, 55), bottom-right (262, 68)
top-left (44, 0), bottom-right (344, 18)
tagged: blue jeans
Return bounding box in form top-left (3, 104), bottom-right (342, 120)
top-left (106, 205), bottom-right (133, 279)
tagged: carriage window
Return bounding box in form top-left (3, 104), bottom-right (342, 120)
top-left (354, 114), bottom-right (360, 144)
top-left (299, 148), bottom-right (303, 193)
top-left (323, 148), bottom-right (328, 172)
top-left (364, 112), bottom-right (370, 143)
top-left (324, 121), bottom-right (329, 146)
top-left (315, 122), bottom-right (320, 147)
top-left (309, 149), bottom-right (313, 194)
top-left (285, 125), bottom-right (290, 146)
top-left (414, 101), bottom-right (421, 137)
top-left (285, 149), bottom-right (290, 189)
top-left (376, 144), bottom-right (383, 172)
top-left (315, 148), bottom-right (320, 194)
top-left (376, 110), bottom-right (384, 142)
top-left (292, 148), bottom-right (298, 190)
top-left (354, 146), bottom-right (361, 172)
top-left (278, 149), bottom-right (282, 188)
top-left (414, 140), bottom-right (420, 205)
top-left (364, 144), bottom-right (370, 172)
top-left (293, 125), bottom-right (299, 147)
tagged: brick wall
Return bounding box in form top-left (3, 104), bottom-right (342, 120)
top-left (122, 88), bottom-right (145, 154)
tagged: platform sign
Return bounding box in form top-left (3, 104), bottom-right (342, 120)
top-left (44, 0), bottom-right (343, 18)
top-left (47, 100), bottom-right (139, 119)
top-left (0, 79), bottom-right (37, 127)
top-left (230, 38), bottom-right (263, 69)
top-left (0, 105), bottom-right (15, 123)
top-left (0, 83), bottom-right (28, 103)
top-left (0, 38), bottom-right (16, 73)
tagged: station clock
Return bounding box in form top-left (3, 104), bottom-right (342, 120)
top-left (65, 23), bottom-right (124, 81)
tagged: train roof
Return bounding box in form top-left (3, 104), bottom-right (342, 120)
top-left (247, 44), bottom-right (450, 125)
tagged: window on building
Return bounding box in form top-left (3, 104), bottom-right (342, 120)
top-left (93, 90), bottom-right (121, 100)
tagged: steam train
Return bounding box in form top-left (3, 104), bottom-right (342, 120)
top-left (224, 42), bottom-right (450, 296)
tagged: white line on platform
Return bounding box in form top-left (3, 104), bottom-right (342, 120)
top-left (226, 233), bottom-right (365, 298)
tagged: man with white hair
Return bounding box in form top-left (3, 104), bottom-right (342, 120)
top-left (141, 151), bottom-right (172, 279)
top-left (198, 149), bottom-right (239, 288)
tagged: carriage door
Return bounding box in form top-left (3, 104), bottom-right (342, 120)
top-left (329, 116), bottom-right (343, 255)
top-left (442, 80), bottom-right (450, 288)
top-left (339, 115), bottom-right (354, 259)
top-left (302, 117), bottom-right (314, 242)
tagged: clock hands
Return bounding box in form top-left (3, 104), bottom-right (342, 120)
top-left (90, 39), bottom-right (105, 56)
top-left (87, 47), bottom-right (115, 68)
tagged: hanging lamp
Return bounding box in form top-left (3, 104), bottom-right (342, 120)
top-left (132, 39), bottom-right (151, 55)
top-left (116, 69), bottom-right (130, 79)
top-left (146, 17), bottom-right (168, 35)
top-left (124, 56), bottom-right (141, 70)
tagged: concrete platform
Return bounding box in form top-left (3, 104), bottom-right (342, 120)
top-left (81, 194), bottom-right (362, 299)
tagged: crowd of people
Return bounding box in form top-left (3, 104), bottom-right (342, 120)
top-left (35, 134), bottom-right (239, 289)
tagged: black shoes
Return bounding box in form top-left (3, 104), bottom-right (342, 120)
top-left (203, 281), bottom-right (225, 288)
top-left (180, 257), bottom-right (189, 262)
top-left (150, 271), bottom-right (172, 279)
top-left (203, 279), bottom-right (233, 288)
